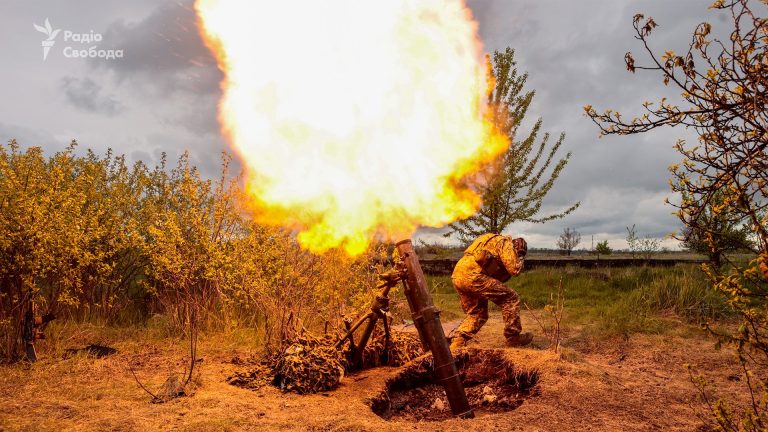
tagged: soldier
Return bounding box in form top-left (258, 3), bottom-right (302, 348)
top-left (450, 233), bottom-right (532, 348)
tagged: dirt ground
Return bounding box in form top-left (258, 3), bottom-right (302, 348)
top-left (0, 312), bottom-right (750, 431)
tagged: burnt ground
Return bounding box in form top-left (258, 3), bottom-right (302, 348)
top-left (0, 312), bottom-right (754, 431)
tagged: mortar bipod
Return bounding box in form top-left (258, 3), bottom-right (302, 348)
top-left (334, 266), bottom-right (407, 370)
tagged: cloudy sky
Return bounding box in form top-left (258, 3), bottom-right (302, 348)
top-left (0, 1), bottom-right (739, 250)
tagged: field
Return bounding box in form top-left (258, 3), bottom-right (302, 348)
top-left (0, 264), bottom-right (754, 431)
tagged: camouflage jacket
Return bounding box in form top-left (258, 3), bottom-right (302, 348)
top-left (452, 234), bottom-right (523, 281)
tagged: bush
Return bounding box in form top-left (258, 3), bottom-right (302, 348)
top-left (625, 266), bottom-right (731, 321)
top-left (595, 240), bottom-right (612, 256)
top-left (0, 140), bottom-right (379, 361)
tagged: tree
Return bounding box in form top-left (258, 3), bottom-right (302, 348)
top-left (585, 2), bottom-right (767, 268)
top-left (681, 192), bottom-right (754, 267)
top-left (586, 1), bottom-right (768, 428)
top-left (556, 227), bottom-right (581, 256)
top-left (626, 224), bottom-right (661, 260)
top-left (626, 224), bottom-right (639, 258)
top-left (595, 240), bottom-right (612, 256)
top-left (0, 141), bottom-right (154, 359)
top-left (143, 152), bottom-right (242, 331)
top-left (446, 48), bottom-right (579, 244)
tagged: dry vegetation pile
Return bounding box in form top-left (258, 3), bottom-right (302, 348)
top-left (356, 326), bottom-right (423, 370)
top-left (268, 333), bottom-right (345, 394)
top-left (228, 329), bottom-right (424, 394)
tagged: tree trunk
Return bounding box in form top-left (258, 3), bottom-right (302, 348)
top-left (710, 250), bottom-right (722, 269)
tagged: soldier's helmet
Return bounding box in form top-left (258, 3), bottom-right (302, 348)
top-left (511, 237), bottom-right (527, 257)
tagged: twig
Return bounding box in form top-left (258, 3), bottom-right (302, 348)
top-left (185, 305), bottom-right (197, 385)
top-left (523, 302), bottom-right (549, 337)
top-left (129, 366), bottom-right (160, 402)
top-left (523, 276), bottom-right (565, 353)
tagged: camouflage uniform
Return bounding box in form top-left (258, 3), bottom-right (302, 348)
top-left (451, 234), bottom-right (524, 344)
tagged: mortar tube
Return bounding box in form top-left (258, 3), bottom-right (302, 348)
top-left (395, 239), bottom-right (474, 419)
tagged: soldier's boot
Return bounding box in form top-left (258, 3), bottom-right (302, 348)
top-left (505, 332), bottom-right (533, 348)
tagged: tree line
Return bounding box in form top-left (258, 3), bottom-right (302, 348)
top-left (0, 140), bottom-right (377, 361)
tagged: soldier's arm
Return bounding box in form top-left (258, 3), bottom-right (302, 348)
top-left (498, 238), bottom-right (523, 276)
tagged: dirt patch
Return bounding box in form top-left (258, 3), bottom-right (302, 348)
top-left (370, 348), bottom-right (540, 421)
top-left (63, 344), bottom-right (117, 359)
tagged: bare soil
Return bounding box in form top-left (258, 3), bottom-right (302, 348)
top-left (0, 312), bottom-right (751, 431)
top-left (370, 348), bottom-right (540, 421)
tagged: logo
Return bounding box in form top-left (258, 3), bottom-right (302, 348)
top-left (31, 19), bottom-right (123, 61)
top-left (33, 18), bottom-right (61, 61)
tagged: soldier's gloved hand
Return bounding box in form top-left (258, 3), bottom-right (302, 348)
top-left (512, 237), bottom-right (527, 258)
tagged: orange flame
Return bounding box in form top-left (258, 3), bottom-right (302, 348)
top-left (196, 0), bottom-right (509, 255)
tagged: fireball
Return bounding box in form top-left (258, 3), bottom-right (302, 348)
top-left (196, 0), bottom-right (508, 255)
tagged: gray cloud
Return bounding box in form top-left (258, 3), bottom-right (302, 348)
top-left (92, 0), bottom-right (221, 97)
top-left (160, 92), bottom-right (220, 136)
top-left (60, 76), bottom-right (123, 115)
top-left (0, 122), bottom-right (60, 149)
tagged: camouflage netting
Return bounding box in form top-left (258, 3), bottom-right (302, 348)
top-left (355, 327), bottom-right (424, 370)
top-left (227, 333), bottom-right (343, 394)
top-left (227, 328), bottom-right (424, 394)
top-left (270, 334), bottom-right (346, 394)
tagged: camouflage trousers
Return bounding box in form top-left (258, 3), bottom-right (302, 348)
top-left (451, 272), bottom-right (522, 343)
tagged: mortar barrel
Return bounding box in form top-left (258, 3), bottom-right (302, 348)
top-left (395, 239), bottom-right (474, 419)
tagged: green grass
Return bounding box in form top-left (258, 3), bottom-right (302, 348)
top-left (422, 264), bottom-right (732, 339)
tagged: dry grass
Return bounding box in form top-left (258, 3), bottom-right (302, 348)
top-left (0, 311), bottom-right (754, 432)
